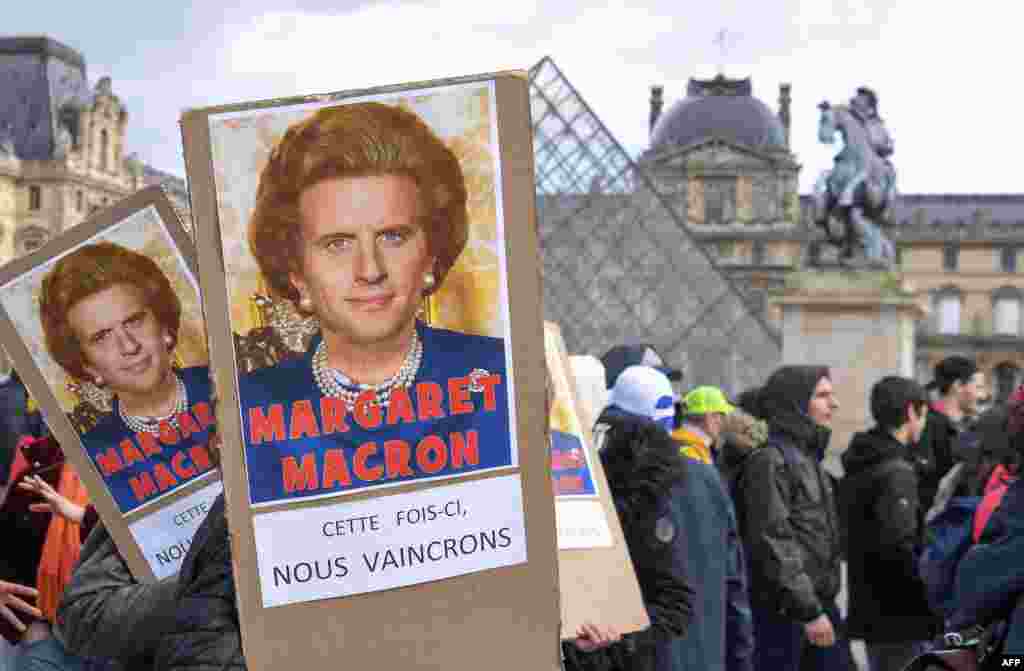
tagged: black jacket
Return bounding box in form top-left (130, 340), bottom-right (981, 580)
top-left (56, 523), bottom-right (178, 669)
top-left (839, 428), bottom-right (940, 642)
top-left (721, 366), bottom-right (842, 624)
top-left (916, 407), bottom-right (958, 514)
top-left (154, 494), bottom-right (246, 671)
top-left (563, 410), bottom-right (695, 671)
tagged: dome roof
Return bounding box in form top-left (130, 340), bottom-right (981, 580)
top-left (650, 75), bottom-right (786, 152)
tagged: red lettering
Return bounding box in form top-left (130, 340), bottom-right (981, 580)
top-left (416, 435), bottom-right (447, 474)
top-left (386, 388), bottom-right (415, 425)
top-left (119, 438), bottom-right (145, 466)
top-left (192, 402), bottom-right (215, 431)
top-left (353, 392), bottom-right (381, 429)
top-left (129, 472), bottom-right (157, 501)
top-left (289, 400), bottom-right (320, 439)
top-left (450, 430), bottom-right (480, 468)
top-left (448, 377), bottom-right (472, 415)
top-left (158, 421), bottom-right (180, 446)
top-left (282, 453), bottom-right (319, 493)
top-left (137, 432), bottom-right (163, 457)
top-left (353, 442), bottom-right (384, 481)
top-left (153, 463), bottom-right (179, 491)
top-left (416, 382), bottom-right (445, 420)
top-left (189, 445), bottom-right (213, 472)
top-left (323, 449), bottom-right (352, 489)
top-left (249, 404), bottom-right (285, 444)
top-left (384, 440), bottom-right (414, 478)
top-left (95, 447), bottom-right (123, 476)
top-left (320, 397), bottom-right (349, 434)
top-left (177, 410), bottom-right (201, 439)
top-left (478, 374), bottom-right (502, 412)
top-left (171, 451), bottom-right (197, 479)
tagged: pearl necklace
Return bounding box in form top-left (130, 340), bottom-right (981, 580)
top-left (118, 372), bottom-right (188, 435)
top-left (312, 331), bottom-right (423, 410)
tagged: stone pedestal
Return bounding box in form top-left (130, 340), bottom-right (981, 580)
top-left (771, 269), bottom-right (928, 477)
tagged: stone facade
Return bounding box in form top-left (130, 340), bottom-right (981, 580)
top-left (0, 36), bottom-right (188, 262)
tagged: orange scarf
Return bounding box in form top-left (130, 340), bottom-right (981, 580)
top-left (35, 464), bottom-right (90, 622)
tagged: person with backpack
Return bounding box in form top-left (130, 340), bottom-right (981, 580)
top-left (839, 377), bottom-right (940, 671)
top-left (723, 366), bottom-right (851, 671)
top-left (946, 386), bottom-right (1024, 656)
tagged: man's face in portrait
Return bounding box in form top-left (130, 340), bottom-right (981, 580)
top-left (290, 174), bottom-right (435, 348)
top-left (67, 282), bottom-right (172, 395)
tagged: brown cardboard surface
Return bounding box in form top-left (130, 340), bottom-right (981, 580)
top-left (0, 186), bottom-right (221, 582)
top-left (180, 72), bottom-right (560, 671)
top-left (544, 322), bottom-right (649, 640)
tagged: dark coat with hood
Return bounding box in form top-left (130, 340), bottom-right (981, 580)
top-left (720, 366), bottom-right (842, 624)
top-left (839, 428), bottom-right (940, 643)
top-left (563, 408), bottom-right (694, 671)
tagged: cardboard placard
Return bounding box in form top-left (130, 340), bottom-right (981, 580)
top-left (0, 186), bottom-right (222, 582)
top-left (544, 322), bottom-right (649, 640)
top-left (180, 72), bottom-right (559, 670)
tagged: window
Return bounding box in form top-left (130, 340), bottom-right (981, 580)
top-left (895, 245), bottom-right (904, 267)
top-left (936, 290), bottom-right (961, 334)
top-left (703, 177), bottom-right (736, 225)
top-left (28, 186), bottom-right (41, 211)
top-left (1001, 246), bottom-right (1018, 273)
top-left (994, 363), bottom-right (1021, 404)
top-left (993, 288), bottom-right (1022, 336)
top-left (76, 190), bottom-right (83, 213)
top-left (715, 240), bottom-right (736, 260)
top-left (943, 244), bottom-right (959, 271)
top-left (99, 129), bottom-right (109, 170)
top-left (752, 241), bottom-right (766, 265)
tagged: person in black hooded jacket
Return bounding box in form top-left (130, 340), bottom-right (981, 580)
top-left (839, 376), bottom-right (940, 671)
top-left (721, 365), bottom-right (850, 671)
top-left (564, 365), bottom-right (694, 671)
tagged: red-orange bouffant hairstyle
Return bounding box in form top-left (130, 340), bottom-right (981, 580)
top-left (248, 101), bottom-right (469, 307)
top-left (39, 241), bottom-right (181, 382)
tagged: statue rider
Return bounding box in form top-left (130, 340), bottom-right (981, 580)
top-left (848, 86), bottom-right (897, 221)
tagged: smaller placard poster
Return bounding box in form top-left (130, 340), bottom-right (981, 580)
top-left (0, 187), bottom-right (221, 581)
top-left (544, 322), bottom-right (648, 640)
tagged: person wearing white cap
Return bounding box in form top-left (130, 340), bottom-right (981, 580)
top-left (578, 365), bottom-right (693, 671)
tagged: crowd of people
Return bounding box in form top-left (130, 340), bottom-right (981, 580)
top-left (0, 326), bottom-right (1022, 671)
top-left (559, 348), bottom-right (1023, 671)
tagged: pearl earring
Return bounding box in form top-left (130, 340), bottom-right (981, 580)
top-left (423, 272), bottom-right (436, 290)
top-left (164, 334), bottom-right (174, 349)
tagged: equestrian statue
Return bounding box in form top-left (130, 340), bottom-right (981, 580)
top-left (812, 87), bottom-right (898, 268)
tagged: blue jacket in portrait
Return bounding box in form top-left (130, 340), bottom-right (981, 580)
top-left (238, 322), bottom-right (513, 506)
top-left (81, 366), bottom-right (217, 514)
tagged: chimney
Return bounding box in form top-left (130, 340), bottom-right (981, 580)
top-left (778, 83), bottom-right (792, 148)
top-left (649, 85), bottom-right (664, 136)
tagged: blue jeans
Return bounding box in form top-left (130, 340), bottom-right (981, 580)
top-left (14, 638), bottom-right (85, 671)
top-left (752, 600), bottom-right (854, 671)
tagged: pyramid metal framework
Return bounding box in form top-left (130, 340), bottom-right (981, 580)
top-left (528, 56), bottom-right (781, 394)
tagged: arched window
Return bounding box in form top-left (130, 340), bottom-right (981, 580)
top-left (28, 185), bottom-right (41, 211)
top-left (993, 287), bottom-right (1022, 336)
top-left (99, 129), bottom-right (109, 170)
top-left (935, 287), bottom-right (962, 335)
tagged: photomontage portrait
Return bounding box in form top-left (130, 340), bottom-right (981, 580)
top-left (202, 80), bottom-right (527, 607)
top-left (0, 192), bottom-right (222, 580)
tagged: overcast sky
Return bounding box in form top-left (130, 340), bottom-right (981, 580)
top-left (5, 1), bottom-right (1017, 194)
